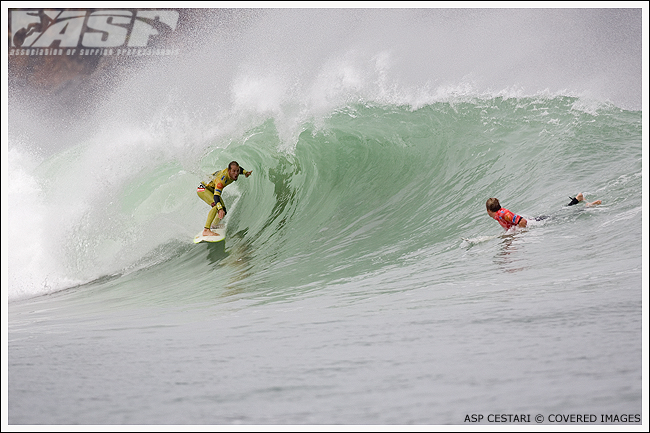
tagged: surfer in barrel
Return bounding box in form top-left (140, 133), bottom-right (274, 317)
top-left (486, 193), bottom-right (602, 230)
top-left (197, 161), bottom-right (252, 237)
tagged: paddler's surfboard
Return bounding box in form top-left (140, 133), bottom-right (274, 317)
top-left (193, 224), bottom-right (226, 244)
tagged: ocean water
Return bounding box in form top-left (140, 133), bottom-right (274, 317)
top-left (4, 8), bottom-right (646, 426)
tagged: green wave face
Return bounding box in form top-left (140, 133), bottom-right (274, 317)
top-left (10, 96), bottom-right (639, 304)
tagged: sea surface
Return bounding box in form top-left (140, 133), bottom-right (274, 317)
top-left (4, 8), bottom-right (646, 427)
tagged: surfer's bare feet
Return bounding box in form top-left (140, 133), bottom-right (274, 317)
top-left (202, 228), bottom-right (218, 236)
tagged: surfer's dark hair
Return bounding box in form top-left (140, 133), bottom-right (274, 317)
top-left (486, 198), bottom-right (501, 212)
top-left (228, 161), bottom-right (240, 169)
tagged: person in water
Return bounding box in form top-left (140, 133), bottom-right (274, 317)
top-left (486, 193), bottom-right (602, 230)
top-left (486, 198), bottom-right (528, 230)
top-left (197, 161), bottom-right (252, 237)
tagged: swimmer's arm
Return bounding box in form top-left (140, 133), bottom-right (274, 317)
top-left (511, 213), bottom-right (527, 228)
top-left (507, 213), bottom-right (527, 228)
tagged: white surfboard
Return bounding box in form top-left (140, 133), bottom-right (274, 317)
top-left (193, 224), bottom-right (226, 244)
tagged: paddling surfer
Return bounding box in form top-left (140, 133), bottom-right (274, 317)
top-left (486, 193), bottom-right (601, 230)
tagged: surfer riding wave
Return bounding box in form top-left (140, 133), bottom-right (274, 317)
top-left (196, 161), bottom-right (252, 237)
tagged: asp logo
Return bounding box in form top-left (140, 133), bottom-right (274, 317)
top-left (10, 9), bottom-right (179, 48)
